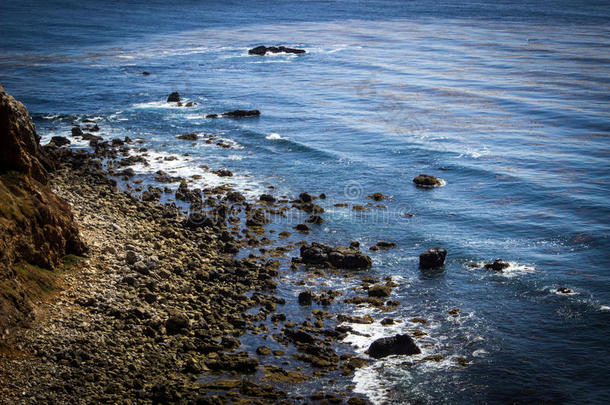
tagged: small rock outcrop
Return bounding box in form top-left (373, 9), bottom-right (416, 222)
top-left (167, 92), bottom-right (180, 102)
top-left (296, 242), bottom-right (372, 269)
top-left (367, 334), bottom-right (421, 358)
top-left (419, 248), bottom-right (446, 269)
top-left (484, 259), bottom-right (510, 271)
top-left (413, 174), bottom-right (443, 187)
top-left (248, 46), bottom-right (306, 56)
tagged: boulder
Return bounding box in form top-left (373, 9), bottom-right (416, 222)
top-left (226, 191), bottom-right (246, 203)
top-left (298, 291), bottom-right (313, 306)
top-left (295, 223), bottom-right (310, 232)
top-left (50, 136), bottom-right (70, 147)
top-left (299, 192), bottom-right (313, 203)
top-left (167, 92), bottom-right (180, 102)
top-left (413, 174), bottom-right (443, 187)
top-left (367, 334), bottom-right (421, 358)
top-left (71, 126), bottom-right (84, 137)
top-left (419, 248), bottom-right (446, 269)
top-left (368, 284), bottom-right (392, 298)
top-left (259, 194), bottom-right (276, 203)
top-left (212, 169), bottom-right (233, 177)
top-left (298, 242), bottom-right (372, 269)
top-left (165, 312), bottom-right (190, 334)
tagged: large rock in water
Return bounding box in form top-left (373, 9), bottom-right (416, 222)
top-left (0, 83), bottom-right (85, 332)
top-left (297, 242), bottom-right (372, 269)
top-left (413, 174), bottom-right (443, 187)
top-left (167, 92), bottom-right (180, 102)
top-left (367, 334), bottom-right (421, 359)
top-left (419, 248), bottom-right (446, 269)
top-left (248, 45), bottom-right (306, 55)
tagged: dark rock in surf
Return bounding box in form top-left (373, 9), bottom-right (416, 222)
top-left (167, 92), bottom-right (180, 103)
top-left (484, 259), bottom-right (510, 271)
top-left (71, 126), bottom-right (84, 137)
top-left (49, 136), bottom-right (71, 147)
top-left (419, 248), bottom-right (446, 269)
top-left (299, 192), bottom-right (313, 203)
top-left (367, 334), bottom-right (421, 359)
top-left (259, 194), bottom-right (276, 203)
top-left (212, 169), bottom-right (233, 177)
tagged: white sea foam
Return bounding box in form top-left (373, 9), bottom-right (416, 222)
top-left (131, 100), bottom-right (183, 109)
top-left (266, 133), bottom-right (288, 140)
top-left (550, 287), bottom-right (579, 296)
top-left (500, 262), bottom-right (537, 278)
top-left (125, 149), bottom-right (264, 197)
top-left (472, 349), bottom-right (489, 357)
top-left (352, 367), bottom-right (388, 405)
top-left (468, 261), bottom-right (536, 278)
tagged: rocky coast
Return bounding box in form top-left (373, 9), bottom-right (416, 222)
top-left (0, 85), bottom-right (451, 404)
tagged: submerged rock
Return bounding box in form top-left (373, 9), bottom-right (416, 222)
top-left (413, 174), bottom-right (443, 187)
top-left (484, 259), bottom-right (510, 271)
top-left (248, 45), bottom-right (306, 56)
top-left (367, 334), bottom-right (421, 359)
top-left (207, 109), bottom-right (260, 118)
top-left (176, 133), bottom-right (198, 140)
top-left (419, 248), bottom-right (446, 269)
top-left (370, 241), bottom-right (396, 251)
top-left (305, 215), bottom-right (324, 224)
top-left (367, 192), bottom-right (387, 201)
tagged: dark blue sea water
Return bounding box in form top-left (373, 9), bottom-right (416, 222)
top-left (2, 1), bottom-right (610, 403)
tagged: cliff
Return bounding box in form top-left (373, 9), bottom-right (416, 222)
top-left (0, 84), bottom-right (85, 333)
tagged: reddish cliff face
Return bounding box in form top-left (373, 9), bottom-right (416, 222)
top-left (0, 84), bottom-right (85, 332)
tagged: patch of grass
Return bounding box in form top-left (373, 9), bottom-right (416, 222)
top-left (61, 254), bottom-right (84, 269)
top-left (0, 171), bottom-right (36, 223)
top-left (13, 261), bottom-right (57, 296)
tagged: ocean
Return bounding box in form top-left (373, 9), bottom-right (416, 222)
top-left (1, 0), bottom-right (610, 403)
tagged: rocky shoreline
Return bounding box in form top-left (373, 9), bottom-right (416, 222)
top-left (0, 87), bottom-right (457, 404)
top-left (0, 146), bottom-right (353, 403)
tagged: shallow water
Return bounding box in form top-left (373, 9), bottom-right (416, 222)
top-left (2, 1), bottom-right (610, 403)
